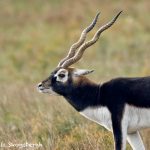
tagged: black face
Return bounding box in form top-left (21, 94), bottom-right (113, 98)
top-left (37, 67), bottom-right (94, 97)
top-left (37, 68), bottom-right (74, 96)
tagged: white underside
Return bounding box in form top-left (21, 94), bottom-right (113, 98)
top-left (80, 104), bottom-right (150, 150)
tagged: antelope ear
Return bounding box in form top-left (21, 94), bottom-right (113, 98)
top-left (73, 69), bottom-right (94, 76)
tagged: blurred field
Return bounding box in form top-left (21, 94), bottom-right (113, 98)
top-left (0, 0), bottom-right (150, 149)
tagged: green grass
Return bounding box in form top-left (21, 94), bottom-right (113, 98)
top-left (0, 0), bottom-right (150, 149)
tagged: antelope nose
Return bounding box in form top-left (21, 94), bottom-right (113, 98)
top-left (37, 83), bottom-right (43, 90)
top-left (38, 83), bottom-right (42, 87)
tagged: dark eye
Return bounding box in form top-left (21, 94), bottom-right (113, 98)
top-left (58, 74), bottom-right (65, 78)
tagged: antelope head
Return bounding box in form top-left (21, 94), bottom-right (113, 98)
top-left (37, 11), bottom-right (122, 96)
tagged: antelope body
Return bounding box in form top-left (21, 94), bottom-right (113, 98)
top-left (37, 11), bottom-right (150, 150)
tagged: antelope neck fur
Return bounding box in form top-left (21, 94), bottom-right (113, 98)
top-left (63, 76), bottom-right (150, 150)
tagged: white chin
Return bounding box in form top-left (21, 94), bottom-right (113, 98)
top-left (37, 87), bottom-right (59, 96)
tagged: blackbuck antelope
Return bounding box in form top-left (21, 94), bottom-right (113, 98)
top-left (37, 11), bottom-right (150, 150)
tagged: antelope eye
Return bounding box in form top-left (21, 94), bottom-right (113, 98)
top-left (58, 74), bottom-right (65, 78)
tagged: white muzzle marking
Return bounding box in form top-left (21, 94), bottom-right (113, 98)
top-left (37, 83), bottom-right (58, 95)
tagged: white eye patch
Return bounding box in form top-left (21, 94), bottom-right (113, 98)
top-left (54, 69), bottom-right (68, 83)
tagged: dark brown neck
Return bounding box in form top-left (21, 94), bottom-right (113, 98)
top-left (64, 79), bottom-right (102, 111)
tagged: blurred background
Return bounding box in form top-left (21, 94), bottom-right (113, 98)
top-left (0, 0), bottom-right (149, 149)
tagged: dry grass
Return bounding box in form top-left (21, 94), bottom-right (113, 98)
top-left (0, 84), bottom-right (131, 150)
top-left (0, 0), bottom-right (150, 149)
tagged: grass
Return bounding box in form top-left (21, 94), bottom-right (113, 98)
top-left (0, 0), bottom-right (150, 149)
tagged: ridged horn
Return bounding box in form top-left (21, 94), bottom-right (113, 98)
top-left (57, 12), bottom-right (100, 67)
top-left (61, 11), bottom-right (122, 68)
